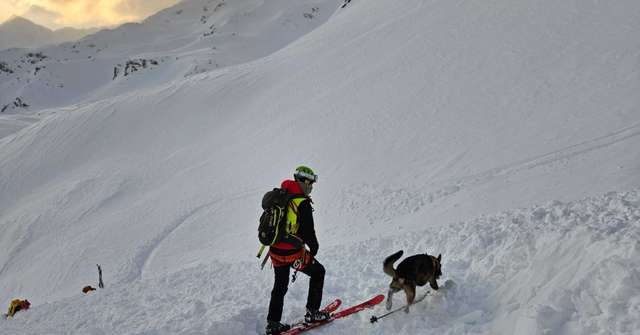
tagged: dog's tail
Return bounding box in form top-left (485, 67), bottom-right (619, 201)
top-left (383, 250), bottom-right (403, 277)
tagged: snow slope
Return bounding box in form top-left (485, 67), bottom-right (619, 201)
top-left (1, 0), bottom-right (639, 334)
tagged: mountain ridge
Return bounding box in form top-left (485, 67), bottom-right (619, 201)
top-left (0, 16), bottom-right (99, 51)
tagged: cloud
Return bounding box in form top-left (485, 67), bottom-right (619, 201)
top-left (114, 0), bottom-right (180, 17)
top-left (22, 5), bottom-right (63, 29)
top-left (1, 0), bottom-right (181, 29)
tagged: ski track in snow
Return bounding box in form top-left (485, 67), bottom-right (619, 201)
top-left (0, 114), bottom-right (41, 140)
top-left (1, 190), bottom-right (638, 334)
top-left (450, 123), bottom-right (640, 189)
top-left (134, 189), bottom-right (263, 281)
top-left (410, 123), bottom-right (640, 210)
top-left (132, 200), bottom-right (221, 282)
top-left (331, 123), bottom-right (640, 231)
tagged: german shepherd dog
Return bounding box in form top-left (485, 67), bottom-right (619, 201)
top-left (383, 250), bottom-right (442, 312)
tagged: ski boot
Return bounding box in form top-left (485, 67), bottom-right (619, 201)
top-left (304, 308), bottom-right (331, 323)
top-left (265, 321), bottom-right (291, 335)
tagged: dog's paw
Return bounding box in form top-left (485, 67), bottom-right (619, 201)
top-left (386, 298), bottom-right (393, 310)
top-left (404, 306), bottom-right (410, 313)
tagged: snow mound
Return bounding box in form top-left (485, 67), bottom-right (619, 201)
top-left (2, 190), bottom-right (638, 334)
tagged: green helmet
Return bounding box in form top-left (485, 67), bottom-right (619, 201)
top-left (294, 166), bottom-right (318, 183)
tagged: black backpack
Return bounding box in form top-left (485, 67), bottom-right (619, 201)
top-left (258, 188), bottom-right (292, 246)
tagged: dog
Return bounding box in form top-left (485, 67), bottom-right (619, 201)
top-left (383, 250), bottom-right (442, 312)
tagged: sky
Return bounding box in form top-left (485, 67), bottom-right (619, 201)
top-left (0, 0), bottom-right (180, 29)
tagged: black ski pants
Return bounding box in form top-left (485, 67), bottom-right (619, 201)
top-left (267, 259), bottom-right (325, 322)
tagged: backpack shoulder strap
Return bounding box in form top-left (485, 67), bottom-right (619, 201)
top-left (287, 195), bottom-right (311, 215)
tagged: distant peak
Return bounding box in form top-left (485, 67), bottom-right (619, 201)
top-left (1, 15), bottom-right (52, 32)
top-left (5, 15), bottom-right (32, 24)
top-left (8, 14), bottom-right (22, 19)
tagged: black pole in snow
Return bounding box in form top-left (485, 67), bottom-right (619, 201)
top-left (97, 264), bottom-right (104, 289)
top-left (370, 292), bottom-right (431, 323)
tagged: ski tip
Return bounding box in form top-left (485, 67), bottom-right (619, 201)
top-left (324, 298), bottom-right (342, 312)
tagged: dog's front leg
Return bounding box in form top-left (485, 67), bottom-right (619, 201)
top-left (429, 278), bottom-right (439, 291)
top-left (386, 289), bottom-right (395, 310)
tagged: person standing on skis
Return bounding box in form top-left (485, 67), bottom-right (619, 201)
top-left (265, 166), bottom-right (329, 335)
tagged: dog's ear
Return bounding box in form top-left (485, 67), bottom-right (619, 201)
top-left (437, 254), bottom-right (442, 262)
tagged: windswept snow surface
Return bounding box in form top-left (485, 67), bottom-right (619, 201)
top-left (1, 0), bottom-right (640, 334)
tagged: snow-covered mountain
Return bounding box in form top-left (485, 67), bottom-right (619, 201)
top-left (1, 0), bottom-right (639, 334)
top-left (0, 16), bottom-right (99, 51)
top-left (0, 17), bottom-right (52, 50)
top-left (0, 0), bottom-right (339, 118)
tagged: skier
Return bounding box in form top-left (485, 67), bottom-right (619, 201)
top-left (265, 166), bottom-right (330, 335)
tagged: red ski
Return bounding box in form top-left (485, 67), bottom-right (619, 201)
top-left (282, 294), bottom-right (385, 335)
